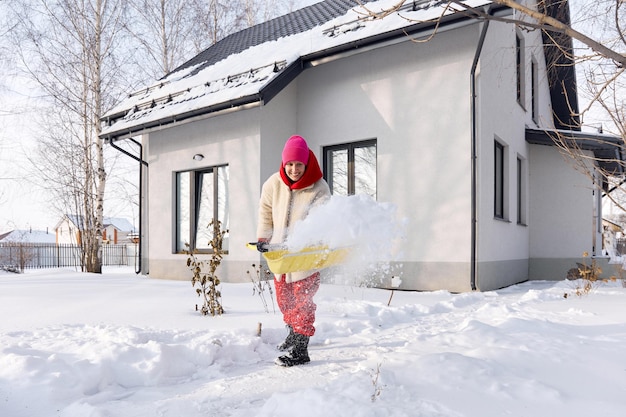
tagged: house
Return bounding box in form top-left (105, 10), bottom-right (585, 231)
top-left (0, 229), bottom-right (57, 271)
top-left (0, 229), bottom-right (56, 244)
top-left (100, 0), bottom-right (623, 291)
top-left (55, 215), bottom-right (84, 245)
top-left (602, 218), bottom-right (623, 259)
top-left (103, 217), bottom-right (136, 244)
top-left (55, 215), bottom-right (136, 245)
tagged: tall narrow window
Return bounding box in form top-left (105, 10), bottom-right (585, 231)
top-left (324, 140), bottom-right (377, 198)
top-left (516, 33), bottom-right (526, 108)
top-left (494, 141), bottom-right (505, 219)
top-left (517, 156), bottom-right (525, 224)
top-left (176, 165), bottom-right (229, 253)
top-left (531, 58), bottom-right (538, 123)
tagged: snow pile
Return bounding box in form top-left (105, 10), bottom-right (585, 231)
top-left (285, 194), bottom-right (406, 285)
top-left (1, 267), bottom-right (625, 417)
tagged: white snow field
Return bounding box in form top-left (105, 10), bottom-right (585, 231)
top-left (1, 266), bottom-right (625, 417)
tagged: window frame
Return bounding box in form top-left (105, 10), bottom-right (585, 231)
top-left (494, 140), bottom-right (505, 220)
top-left (516, 155), bottom-right (527, 225)
top-left (531, 57), bottom-right (538, 123)
top-left (323, 139), bottom-right (377, 198)
top-left (175, 164), bottom-right (229, 254)
top-left (516, 32), bottom-right (526, 109)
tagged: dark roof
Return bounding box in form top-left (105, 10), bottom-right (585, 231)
top-left (101, 1), bottom-right (582, 141)
top-left (526, 128), bottom-right (624, 190)
top-left (169, 0), bottom-right (375, 78)
top-left (103, 0), bottom-right (494, 139)
top-left (538, 0), bottom-right (580, 131)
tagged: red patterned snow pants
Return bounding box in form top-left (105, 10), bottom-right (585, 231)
top-left (274, 272), bottom-right (321, 337)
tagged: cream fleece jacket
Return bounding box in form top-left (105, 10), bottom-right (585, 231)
top-left (257, 172), bottom-right (330, 283)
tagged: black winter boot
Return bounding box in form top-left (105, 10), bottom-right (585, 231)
top-left (275, 333), bottom-right (310, 367)
top-left (277, 325), bottom-right (296, 351)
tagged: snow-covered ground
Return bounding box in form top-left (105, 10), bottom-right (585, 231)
top-left (1, 267), bottom-right (625, 417)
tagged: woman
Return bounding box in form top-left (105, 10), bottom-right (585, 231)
top-left (256, 135), bottom-right (331, 367)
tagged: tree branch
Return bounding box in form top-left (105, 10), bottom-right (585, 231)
top-left (485, 0), bottom-right (625, 68)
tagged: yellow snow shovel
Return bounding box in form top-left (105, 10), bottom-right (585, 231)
top-left (246, 242), bottom-right (352, 274)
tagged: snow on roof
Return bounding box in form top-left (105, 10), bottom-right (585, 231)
top-left (101, 0), bottom-right (492, 140)
top-left (56, 215), bottom-right (135, 232)
top-left (0, 230), bottom-right (56, 244)
top-left (103, 217), bottom-right (135, 232)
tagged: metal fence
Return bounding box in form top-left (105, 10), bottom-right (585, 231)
top-left (0, 242), bottom-right (138, 270)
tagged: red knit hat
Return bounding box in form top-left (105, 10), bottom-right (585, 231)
top-left (282, 135), bottom-right (310, 165)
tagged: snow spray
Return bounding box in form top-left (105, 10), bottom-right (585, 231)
top-left (285, 194), bottom-right (406, 287)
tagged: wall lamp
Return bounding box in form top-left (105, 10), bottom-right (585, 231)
top-left (193, 153), bottom-right (204, 161)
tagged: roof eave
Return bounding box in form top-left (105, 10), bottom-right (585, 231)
top-left (261, 9), bottom-right (497, 105)
top-left (304, 6), bottom-right (502, 65)
top-left (526, 128), bottom-right (625, 189)
top-left (101, 94), bottom-right (262, 142)
top-left (526, 128), bottom-right (623, 150)
top-left (259, 58), bottom-right (305, 104)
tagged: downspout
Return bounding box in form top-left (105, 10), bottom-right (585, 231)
top-left (594, 169), bottom-right (603, 257)
top-left (108, 137), bottom-right (148, 274)
top-left (470, 10), bottom-right (492, 291)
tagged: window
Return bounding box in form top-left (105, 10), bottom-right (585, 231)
top-left (516, 33), bottom-right (526, 108)
top-left (494, 141), bottom-right (505, 219)
top-left (531, 58), bottom-right (538, 123)
top-left (323, 140), bottom-right (377, 198)
top-left (176, 165), bottom-right (229, 253)
top-left (517, 156), bottom-right (526, 225)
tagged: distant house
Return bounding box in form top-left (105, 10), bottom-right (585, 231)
top-left (100, 0), bottom-right (623, 291)
top-left (0, 229), bottom-right (56, 244)
top-left (0, 229), bottom-right (57, 270)
top-left (103, 217), bottom-right (136, 244)
top-left (55, 215), bottom-right (135, 245)
top-left (602, 218), bottom-right (623, 258)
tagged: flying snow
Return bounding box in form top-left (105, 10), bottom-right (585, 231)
top-left (284, 194), bottom-right (406, 285)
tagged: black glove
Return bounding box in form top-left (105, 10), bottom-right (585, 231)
top-left (256, 241), bottom-right (269, 253)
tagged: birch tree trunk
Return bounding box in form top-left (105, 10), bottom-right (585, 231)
top-left (7, 0), bottom-right (125, 273)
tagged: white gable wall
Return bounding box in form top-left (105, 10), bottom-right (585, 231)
top-left (474, 17), bottom-right (597, 287)
top-left (145, 106), bottom-right (265, 281)
top-left (56, 219), bottom-right (80, 245)
top-left (473, 20), bottom-right (540, 290)
top-left (528, 146), bottom-right (595, 279)
top-left (294, 25), bottom-right (479, 291)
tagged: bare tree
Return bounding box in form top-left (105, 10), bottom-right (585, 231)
top-left (0, 7), bottom-right (15, 206)
top-left (123, 0), bottom-right (199, 79)
top-left (186, 0), bottom-right (249, 50)
top-left (7, 0), bottom-right (129, 273)
top-left (355, 1), bottom-right (624, 66)
top-left (242, 0), bottom-right (299, 27)
top-left (121, 0), bottom-right (298, 83)
top-left (186, 0), bottom-right (298, 55)
top-left (2, 0), bottom-right (299, 268)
